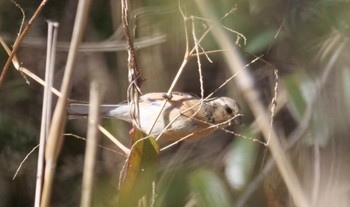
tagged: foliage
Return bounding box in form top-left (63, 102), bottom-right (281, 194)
top-left (1, 0), bottom-right (350, 206)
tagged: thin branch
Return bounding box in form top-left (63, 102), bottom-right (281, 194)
top-left (191, 13), bottom-right (246, 46)
top-left (121, 0), bottom-right (143, 131)
top-left (153, 56), bottom-right (261, 145)
top-left (0, 0), bottom-right (48, 89)
top-left (160, 114), bottom-right (242, 151)
top-left (98, 125), bottom-right (130, 155)
top-left (11, 0), bottom-right (25, 40)
top-left (0, 36), bottom-right (61, 96)
top-left (64, 133), bottom-right (126, 156)
top-left (191, 16), bottom-right (204, 98)
top-left (194, 1), bottom-right (309, 206)
top-left (236, 19), bottom-right (348, 207)
top-left (267, 69), bottom-right (279, 145)
top-left (12, 144), bottom-right (40, 180)
top-left (146, 2), bottom-right (236, 136)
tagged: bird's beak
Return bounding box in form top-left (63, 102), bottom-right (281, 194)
top-left (234, 115), bottom-right (243, 126)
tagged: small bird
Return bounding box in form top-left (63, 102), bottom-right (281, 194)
top-left (68, 92), bottom-right (241, 141)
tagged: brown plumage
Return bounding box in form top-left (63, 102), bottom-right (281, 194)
top-left (68, 92), bottom-right (241, 141)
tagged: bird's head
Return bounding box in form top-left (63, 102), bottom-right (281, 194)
top-left (212, 97), bottom-right (242, 126)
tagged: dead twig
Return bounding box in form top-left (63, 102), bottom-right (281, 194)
top-left (0, 0), bottom-right (48, 89)
top-left (195, 1), bottom-right (309, 206)
top-left (121, 0), bottom-right (144, 130)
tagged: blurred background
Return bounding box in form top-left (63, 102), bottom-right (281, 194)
top-left (1, 0), bottom-right (350, 206)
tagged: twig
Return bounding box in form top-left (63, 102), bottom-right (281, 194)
top-left (160, 114), bottom-right (242, 151)
top-left (191, 14), bottom-right (246, 46)
top-left (121, 0), bottom-right (143, 129)
top-left (98, 125), bottom-right (130, 155)
top-left (145, 0), bottom-right (193, 136)
top-left (64, 133), bottom-right (126, 156)
top-left (151, 55), bottom-right (261, 144)
top-left (267, 69), bottom-right (279, 146)
top-left (146, 3), bottom-right (240, 137)
top-left (0, 36), bottom-right (61, 96)
top-left (0, 0), bottom-right (47, 89)
top-left (11, 0), bottom-right (25, 40)
top-left (194, 1), bottom-right (309, 206)
top-left (12, 144), bottom-right (40, 180)
top-left (191, 16), bottom-right (204, 98)
top-left (236, 39), bottom-right (346, 206)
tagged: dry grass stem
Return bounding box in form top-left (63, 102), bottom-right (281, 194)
top-left (121, 0), bottom-right (143, 130)
top-left (191, 16), bottom-right (205, 98)
top-left (267, 69), bottom-right (279, 145)
top-left (195, 0), bottom-right (309, 206)
top-left (12, 144), bottom-right (40, 180)
top-left (41, 0), bottom-right (92, 206)
top-left (34, 21), bottom-right (59, 207)
top-left (1, 34), bottom-right (166, 52)
top-left (146, 1), bottom-right (237, 137)
top-left (64, 133), bottom-right (126, 156)
top-left (236, 40), bottom-right (347, 207)
top-left (80, 80), bottom-right (104, 207)
top-left (98, 125), bottom-right (130, 155)
top-left (0, 36), bottom-right (62, 97)
top-left (153, 56), bottom-right (261, 146)
top-left (145, 1), bottom-right (191, 136)
top-left (160, 114), bottom-right (242, 151)
top-left (0, 0), bottom-right (47, 89)
top-left (11, 0), bottom-right (25, 40)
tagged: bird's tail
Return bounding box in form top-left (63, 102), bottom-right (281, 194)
top-left (67, 103), bottom-right (120, 119)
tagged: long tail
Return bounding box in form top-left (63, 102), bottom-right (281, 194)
top-left (67, 103), bottom-right (120, 119)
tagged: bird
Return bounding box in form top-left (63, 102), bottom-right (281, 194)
top-left (67, 92), bottom-right (241, 141)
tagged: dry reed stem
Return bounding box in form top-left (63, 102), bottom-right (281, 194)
top-left (194, 0), bottom-right (309, 206)
top-left (34, 21), bottom-right (59, 207)
top-left (41, 0), bottom-right (92, 206)
top-left (121, 0), bottom-right (143, 130)
top-left (4, 34), bottom-right (166, 52)
top-left (236, 39), bottom-right (347, 207)
top-left (80, 81), bottom-right (104, 207)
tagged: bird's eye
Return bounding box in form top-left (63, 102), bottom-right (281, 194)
top-left (224, 105), bottom-right (233, 114)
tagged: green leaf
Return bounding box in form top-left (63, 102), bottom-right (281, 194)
top-left (117, 128), bottom-right (159, 206)
top-left (189, 169), bottom-right (232, 207)
top-left (225, 129), bottom-right (259, 190)
top-left (245, 29), bottom-right (280, 53)
top-left (285, 72), bottom-right (308, 121)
